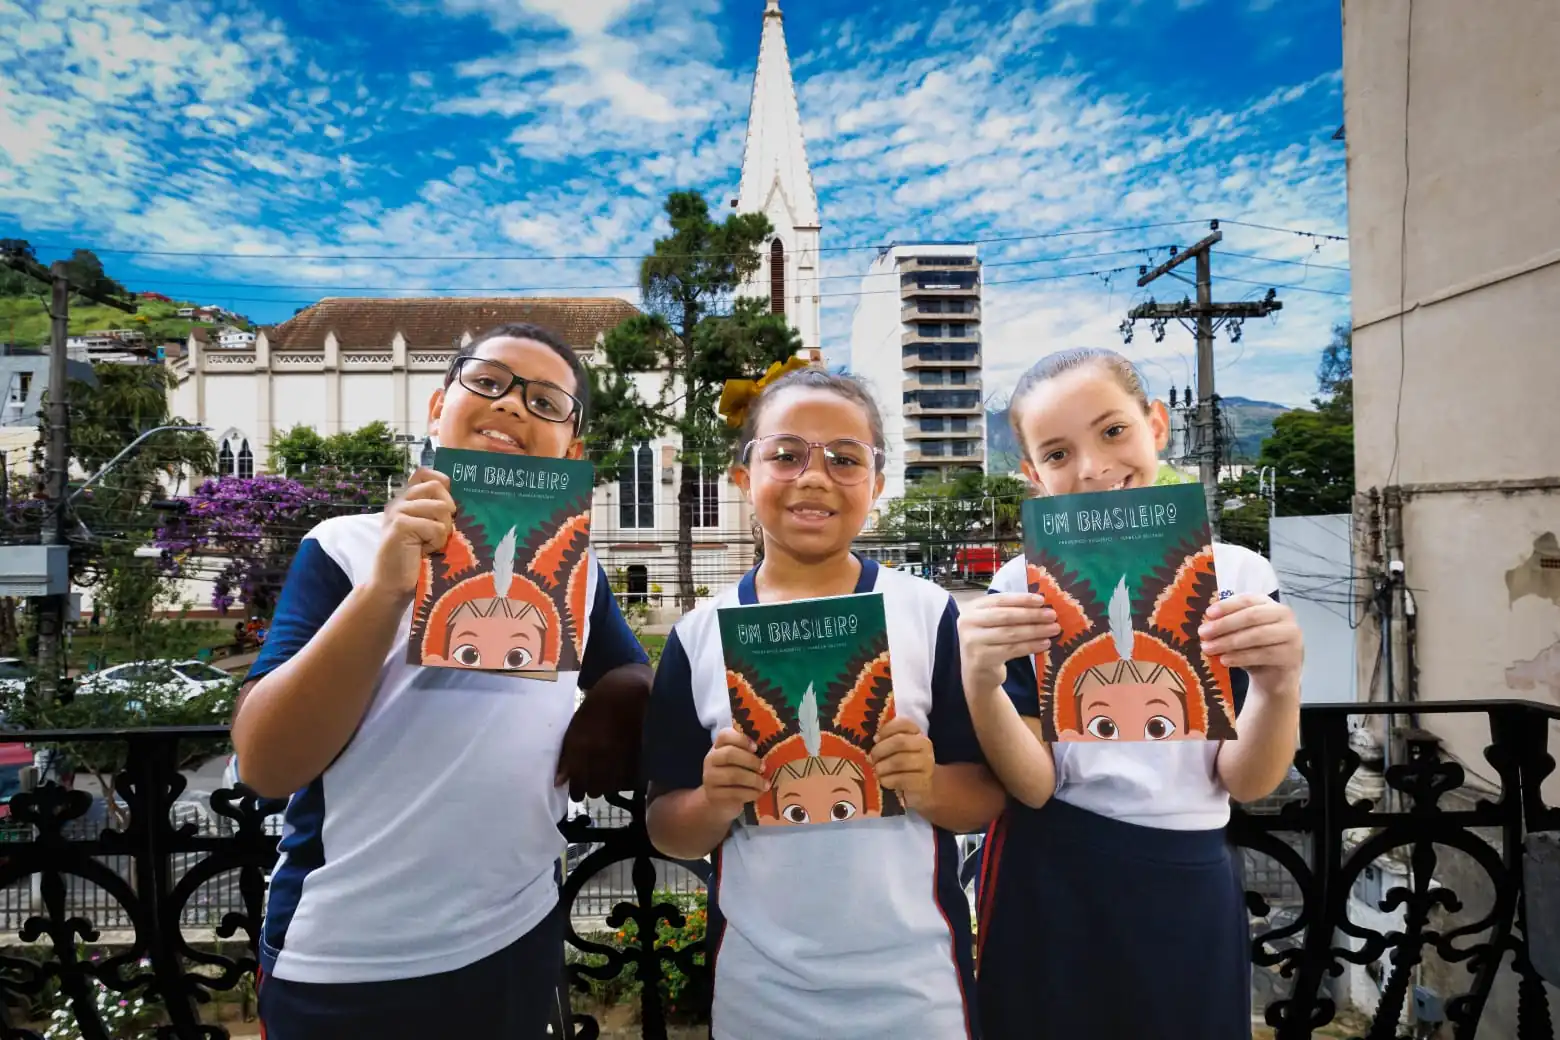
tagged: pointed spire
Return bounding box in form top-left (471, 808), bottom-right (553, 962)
top-left (737, 0), bottom-right (818, 226)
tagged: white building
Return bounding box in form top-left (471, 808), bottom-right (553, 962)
top-left (217, 326), bottom-right (256, 349)
top-left (848, 244), bottom-right (986, 500)
top-left (733, 0), bottom-right (822, 363)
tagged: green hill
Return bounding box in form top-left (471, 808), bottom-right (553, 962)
top-left (0, 295), bottom-right (228, 348)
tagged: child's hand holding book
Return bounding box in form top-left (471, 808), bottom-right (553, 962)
top-left (701, 726), bottom-right (767, 821)
top-left (373, 467), bottom-right (455, 599)
top-left (868, 717), bottom-right (936, 809)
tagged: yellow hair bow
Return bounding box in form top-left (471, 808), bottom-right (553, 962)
top-left (718, 355), bottom-right (813, 429)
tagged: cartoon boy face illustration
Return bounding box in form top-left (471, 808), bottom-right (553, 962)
top-left (767, 756), bottom-right (875, 826)
top-left (1059, 661), bottom-right (1197, 742)
top-left (428, 598), bottom-right (550, 671)
top-left (1054, 575), bottom-right (1206, 743)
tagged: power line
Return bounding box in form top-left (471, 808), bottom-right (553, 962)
top-left (24, 217), bottom-right (1348, 264)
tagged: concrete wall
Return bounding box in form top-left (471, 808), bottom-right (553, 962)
top-left (1344, 0), bottom-right (1560, 775)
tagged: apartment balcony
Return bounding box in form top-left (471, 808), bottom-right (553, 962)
top-left (901, 303), bottom-right (981, 322)
top-left (904, 400), bottom-right (983, 417)
top-left (901, 277), bottom-right (980, 298)
top-left (895, 256), bottom-right (979, 273)
top-left (904, 357), bottom-right (982, 372)
top-left (902, 377), bottom-right (981, 396)
top-left (6, 703), bottom-right (1558, 1040)
top-left (905, 423), bottom-right (984, 440)
top-left (905, 448), bottom-right (986, 465)
top-left (901, 329), bottom-right (979, 347)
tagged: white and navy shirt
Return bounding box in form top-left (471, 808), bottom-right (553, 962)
top-left (247, 512), bottom-right (647, 984)
top-left (990, 541), bottom-right (1281, 831)
top-left (642, 558), bottom-right (982, 1040)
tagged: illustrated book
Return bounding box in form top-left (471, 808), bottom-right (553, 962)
top-left (407, 447), bottom-right (595, 680)
top-left (1020, 482), bottom-right (1237, 743)
top-left (717, 591), bottom-right (902, 827)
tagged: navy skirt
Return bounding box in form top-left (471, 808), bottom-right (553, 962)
top-left (975, 798), bottom-right (1251, 1040)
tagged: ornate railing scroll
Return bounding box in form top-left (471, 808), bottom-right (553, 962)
top-left (0, 701), bottom-right (1554, 1039)
top-left (1228, 700), bottom-right (1559, 1040)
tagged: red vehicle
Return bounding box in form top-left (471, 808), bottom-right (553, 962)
top-left (955, 546), bottom-right (1001, 580)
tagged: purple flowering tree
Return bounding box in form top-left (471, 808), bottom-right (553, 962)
top-left (155, 470), bottom-right (383, 621)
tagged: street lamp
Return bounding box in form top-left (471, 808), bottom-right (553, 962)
top-left (68, 424), bottom-right (211, 503)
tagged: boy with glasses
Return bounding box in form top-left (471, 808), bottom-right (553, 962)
top-left (234, 323), bottom-right (651, 1040)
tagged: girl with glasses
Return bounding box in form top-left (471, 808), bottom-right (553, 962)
top-left (641, 367), bottom-right (1005, 1039)
top-left (233, 323), bottom-right (651, 1040)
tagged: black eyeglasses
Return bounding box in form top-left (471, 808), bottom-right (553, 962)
top-left (448, 356), bottom-right (583, 428)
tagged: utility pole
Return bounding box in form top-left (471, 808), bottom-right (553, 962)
top-left (1120, 223), bottom-right (1282, 538)
top-left (0, 241), bottom-right (136, 701)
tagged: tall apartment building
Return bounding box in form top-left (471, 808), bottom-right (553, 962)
top-left (848, 244), bottom-right (985, 500)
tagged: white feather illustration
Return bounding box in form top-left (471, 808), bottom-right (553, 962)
top-left (799, 682), bottom-right (821, 757)
top-left (493, 526), bottom-right (518, 597)
top-left (1108, 575), bottom-right (1134, 661)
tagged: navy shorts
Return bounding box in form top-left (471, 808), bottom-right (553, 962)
top-left (975, 798), bottom-right (1251, 1040)
top-left (258, 901), bottom-right (568, 1040)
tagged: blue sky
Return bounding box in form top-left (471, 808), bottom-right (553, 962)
top-left (0, 0), bottom-right (1348, 407)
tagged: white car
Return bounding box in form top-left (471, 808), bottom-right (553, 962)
top-left (74, 659), bottom-right (234, 700)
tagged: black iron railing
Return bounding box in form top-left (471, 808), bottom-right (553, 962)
top-left (0, 702), bottom-right (1555, 1039)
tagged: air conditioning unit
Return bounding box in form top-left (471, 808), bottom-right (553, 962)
top-left (0, 545), bottom-right (69, 597)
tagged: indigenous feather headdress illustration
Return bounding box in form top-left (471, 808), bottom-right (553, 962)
top-left (726, 642), bottom-right (899, 820)
top-left (1028, 535), bottom-right (1235, 741)
top-left (410, 501), bottom-right (592, 670)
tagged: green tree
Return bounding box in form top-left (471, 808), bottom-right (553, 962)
top-left (1219, 323), bottom-right (1354, 551)
top-left (875, 473), bottom-right (1031, 575)
top-left (593, 191), bottom-right (802, 610)
top-left (63, 248), bottom-right (127, 300)
top-left (270, 420), bottom-right (409, 486)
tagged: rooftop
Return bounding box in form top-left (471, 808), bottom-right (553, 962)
top-left (260, 296), bottom-right (641, 351)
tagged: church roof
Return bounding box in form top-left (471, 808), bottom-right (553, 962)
top-left (736, 0), bottom-right (819, 227)
top-left (262, 296), bottom-right (641, 350)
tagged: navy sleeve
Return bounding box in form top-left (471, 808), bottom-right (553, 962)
top-left (577, 564), bottom-right (650, 689)
top-left (927, 600), bottom-right (984, 765)
top-left (640, 630), bottom-right (710, 798)
top-left (244, 538), bottom-right (353, 684)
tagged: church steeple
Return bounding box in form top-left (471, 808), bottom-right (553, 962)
top-left (736, 0), bottom-right (822, 361)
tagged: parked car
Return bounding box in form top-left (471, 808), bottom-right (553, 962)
top-left (72, 659), bottom-right (233, 700)
top-left (0, 658), bottom-right (31, 699)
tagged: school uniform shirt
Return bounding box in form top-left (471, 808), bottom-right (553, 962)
top-left (246, 512), bottom-right (647, 985)
top-left (988, 541), bottom-right (1281, 831)
top-left (642, 558), bottom-right (982, 1040)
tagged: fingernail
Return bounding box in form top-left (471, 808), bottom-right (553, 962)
top-left (1199, 624), bottom-right (1212, 637)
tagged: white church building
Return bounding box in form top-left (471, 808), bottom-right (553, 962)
top-left (165, 0), bottom-right (824, 611)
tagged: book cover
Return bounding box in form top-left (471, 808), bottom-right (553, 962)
top-left (1020, 483), bottom-right (1237, 743)
top-left (717, 592), bottom-right (902, 827)
top-left (407, 448), bottom-right (595, 680)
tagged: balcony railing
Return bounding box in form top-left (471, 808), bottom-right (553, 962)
top-left (0, 701), bottom-right (1555, 1039)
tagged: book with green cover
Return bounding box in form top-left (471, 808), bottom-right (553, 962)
top-left (1020, 482), bottom-right (1237, 743)
top-left (717, 592), bottom-right (902, 827)
top-left (407, 447), bottom-right (595, 680)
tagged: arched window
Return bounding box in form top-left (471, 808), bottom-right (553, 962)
top-left (769, 238), bottom-right (786, 316)
top-left (618, 442), bottom-right (654, 529)
top-left (218, 430), bottom-right (252, 478)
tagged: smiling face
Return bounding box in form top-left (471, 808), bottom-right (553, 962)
top-left (766, 756), bottom-right (875, 826)
top-left (731, 386), bottom-right (885, 566)
top-left (1015, 363), bottom-right (1170, 496)
top-left (427, 336), bottom-right (584, 460)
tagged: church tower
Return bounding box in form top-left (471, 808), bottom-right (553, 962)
top-left (735, 0), bottom-right (822, 363)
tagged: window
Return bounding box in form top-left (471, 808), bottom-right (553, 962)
top-left (917, 323), bottom-right (944, 337)
top-left (625, 564), bottom-right (649, 605)
top-left (951, 417), bottom-right (968, 432)
top-left (920, 370), bottom-right (945, 386)
top-left (952, 441), bottom-right (975, 457)
top-left (619, 443), bottom-right (654, 528)
top-left (920, 417), bottom-right (945, 432)
top-left (770, 239), bottom-right (786, 316)
top-left (175, 663), bottom-right (229, 683)
top-left (693, 459), bottom-right (720, 528)
top-left (218, 430), bottom-right (253, 478)
top-left (949, 369), bottom-right (968, 385)
top-left (948, 323), bottom-right (968, 337)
